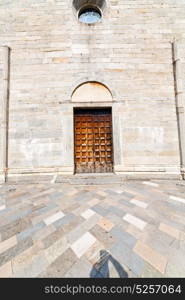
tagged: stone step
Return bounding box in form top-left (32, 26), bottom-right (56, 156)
top-left (55, 174), bottom-right (124, 185)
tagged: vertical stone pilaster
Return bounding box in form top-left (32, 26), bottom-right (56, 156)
top-left (112, 103), bottom-right (124, 173)
top-left (0, 46), bottom-right (10, 183)
top-left (60, 104), bottom-right (74, 174)
top-left (172, 41), bottom-right (185, 179)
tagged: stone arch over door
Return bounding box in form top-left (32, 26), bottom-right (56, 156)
top-left (71, 81), bottom-right (113, 102)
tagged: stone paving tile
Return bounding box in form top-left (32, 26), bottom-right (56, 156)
top-left (39, 248), bottom-right (77, 278)
top-left (59, 215), bottom-right (84, 234)
top-left (0, 235), bottom-right (17, 255)
top-left (72, 204), bottom-right (90, 216)
top-left (169, 195), bottom-right (185, 204)
top-left (145, 230), bottom-right (178, 256)
top-left (41, 226), bottom-right (65, 249)
top-left (44, 236), bottom-right (69, 265)
top-left (119, 199), bottom-right (135, 208)
top-left (0, 237), bottom-right (33, 268)
top-left (110, 226), bottom-right (136, 248)
top-left (107, 205), bottom-right (125, 217)
top-left (141, 262), bottom-right (164, 278)
top-left (88, 198), bottom-right (100, 207)
top-left (33, 224), bottom-right (55, 242)
top-left (134, 241), bottom-right (167, 274)
top-left (12, 242), bottom-right (46, 277)
top-left (130, 199), bottom-right (148, 209)
top-left (90, 225), bottom-right (116, 249)
top-left (165, 261), bottom-right (185, 278)
top-left (66, 214), bottom-right (101, 244)
top-left (17, 221), bottom-right (45, 241)
top-left (0, 218), bottom-right (32, 241)
top-left (44, 211), bottom-right (65, 226)
top-left (142, 181), bottom-right (159, 187)
top-left (106, 212), bottom-right (124, 226)
top-left (0, 180), bottom-right (185, 277)
top-left (64, 257), bottom-right (93, 278)
top-left (71, 232), bottom-right (96, 258)
top-left (91, 204), bottom-right (109, 217)
top-left (53, 213), bottom-right (76, 229)
top-left (110, 241), bottom-right (145, 276)
top-left (159, 223), bottom-right (181, 239)
top-left (13, 254), bottom-right (48, 278)
top-left (81, 209), bottom-right (95, 220)
top-left (0, 205), bottom-right (6, 211)
top-left (97, 217), bottom-right (114, 232)
top-left (123, 214), bottom-right (147, 230)
top-left (0, 261), bottom-right (13, 278)
top-left (31, 207), bottom-right (60, 226)
top-left (35, 201), bottom-right (58, 216)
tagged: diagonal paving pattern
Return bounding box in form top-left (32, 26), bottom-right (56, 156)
top-left (0, 180), bottom-right (185, 278)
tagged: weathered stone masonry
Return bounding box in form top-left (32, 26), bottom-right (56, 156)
top-left (1, 0), bottom-right (185, 182)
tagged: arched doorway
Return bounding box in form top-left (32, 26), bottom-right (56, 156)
top-left (72, 82), bottom-right (113, 173)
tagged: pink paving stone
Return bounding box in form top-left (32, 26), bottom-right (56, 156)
top-left (97, 217), bottom-right (114, 231)
top-left (159, 223), bottom-right (180, 239)
top-left (0, 262), bottom-right (13, 278)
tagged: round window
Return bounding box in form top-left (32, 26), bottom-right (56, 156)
top-left (78, 7), bottom-right (101, 24)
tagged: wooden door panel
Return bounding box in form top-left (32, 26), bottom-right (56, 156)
top-left (74, 109), bottom-right (113, 173)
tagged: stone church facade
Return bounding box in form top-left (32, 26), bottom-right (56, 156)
top-left (1, 0), bottom-right (185, 183)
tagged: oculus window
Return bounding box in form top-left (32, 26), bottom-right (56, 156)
top-left (78, 7), bottom-right (101, 24)
top-left (73, 0), bottom-right (106, 25)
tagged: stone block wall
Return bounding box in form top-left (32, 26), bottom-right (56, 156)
top-left (0, 0), bottom-right (185, 180)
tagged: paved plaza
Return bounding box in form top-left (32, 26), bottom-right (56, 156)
top-left (0, 179), bottom-right (185, 278)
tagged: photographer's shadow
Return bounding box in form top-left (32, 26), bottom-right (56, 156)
top-left (90, 250), bottom-right (128, 278)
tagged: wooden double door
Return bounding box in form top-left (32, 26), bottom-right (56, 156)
top-left (74, 108), bottom-right (113, 173)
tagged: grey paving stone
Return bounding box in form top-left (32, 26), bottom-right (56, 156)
top-left (17, 221), bottom-right (45, 241)
top-left (64, 258), bottom-right (93, 278)
top-left (107, 205), bottom-right (125, 217)
top-left (91, 204), bottom-right (109, 216)
top-left (0, 218), bottom-right (32, 241)
top-left (74, 193), bottom-right (95, 202)
top-left (14, 254), bottom-right (49, 278)
top-left (0, 237), bottom-right (33, 267)
top-left (39, 248), bottom-right (77, 278)
top-left (119, 199), bottom-right (135, 207)
top-left (110, 241), bottom-right (144, 276)
top-left (164, 201), bottom-right (185, 213)
top-left (7, 208), bottom-right (32, 223)
top-left (49, 192), bottom-right (63, 200)
top-left (36, 201), bottom-right (58, 215)
top-left (62, 216), bottom-right (85, 234)
top-left (121, 192), bottom-right (136, 199)
top-left (53, 213), bottom-right (76, 229)
top-left (147, 230), bottom-right (176, 255)
top-left (42, 227), bottom-right (65, 249)
top-left (106, 212), bottom-right (123, 225)
top-left (63, 202), bottom-right (80, 214)
top-left (110, 226), bottom-right (136, 248)
top-left (104, 189), bottom-right (121, 196)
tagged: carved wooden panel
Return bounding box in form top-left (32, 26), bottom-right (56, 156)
top-left (74, 108), bottom-right (113, 173)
